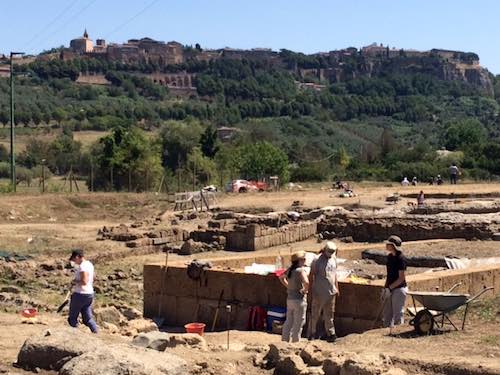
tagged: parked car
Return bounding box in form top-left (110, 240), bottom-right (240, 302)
top-left (226, 180), bottom-right (268, 193)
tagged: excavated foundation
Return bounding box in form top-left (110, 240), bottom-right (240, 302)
top-left (143, 249), bottom-right (500, 336)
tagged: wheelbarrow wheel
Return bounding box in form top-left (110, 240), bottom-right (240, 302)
top-left (414, 309), bottom-right (434, 335)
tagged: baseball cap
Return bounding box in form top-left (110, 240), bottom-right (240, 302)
top-left (69, 249), bottom-right (84, 261)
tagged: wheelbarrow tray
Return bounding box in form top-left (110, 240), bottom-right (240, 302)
top-left (407, 286), bottom-right (493, 335)
top-left (407, 291), bottom-right (469, 312)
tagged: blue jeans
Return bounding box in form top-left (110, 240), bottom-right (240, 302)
top-left (68, 293), bottom-right (98, 333)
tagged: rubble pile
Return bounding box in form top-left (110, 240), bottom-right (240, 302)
top-left (97, 223), bottom-right (188, 249)
top-left (254, 342), bottom-right (409, 375)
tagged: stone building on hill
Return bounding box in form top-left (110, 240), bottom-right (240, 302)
top-left (69, 29), bottom-right (94, 53)
top-left (67, 30), bottom-right (184, 66)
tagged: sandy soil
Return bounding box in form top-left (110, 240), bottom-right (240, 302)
top-left (0, 183), bottom-right (499, 374)
top-left (0, 299), bottom-right (498, 375)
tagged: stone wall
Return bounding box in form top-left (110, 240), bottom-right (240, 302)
top-left (76, 73), bottom-right (110, 85)
top-left (226, 221), bottom-right (317, 251)
top-left (143, 262), bottom-right (500, 336)
top-left (318, 215), bottom-right (496, 242)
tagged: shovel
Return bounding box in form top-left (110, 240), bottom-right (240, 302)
top-left (211, 289), bottom-right (225, 331)
top-left (154, 249), bottom-right (169, 327)
top-left (57, 291), bottom-right (72, 313)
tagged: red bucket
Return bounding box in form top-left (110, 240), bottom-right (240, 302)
top-left (21, 308), bottom-right (37, 318)
top-left (184, 322), bottom-right (206, 336)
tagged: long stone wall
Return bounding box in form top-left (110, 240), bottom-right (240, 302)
top-left (318, 215), bottom-right (496, 242)
top-left (225, 221), bottom-right (317, 251)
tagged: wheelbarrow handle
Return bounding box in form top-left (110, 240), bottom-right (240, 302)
top-left (467, 287), bottom-right (494, 304)
top-left (447, 282), bottom-right (462, 293)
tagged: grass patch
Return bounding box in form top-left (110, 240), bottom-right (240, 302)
top-left (67, 196), bottom-right (92, 208)
top-left (479, 335), bottom-right (499, 346)
top-left (469, 295), bottom-right (499, 322)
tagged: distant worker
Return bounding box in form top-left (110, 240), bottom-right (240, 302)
top-left (411, 176), bottom-right (418, 186)
top-left (279, 251), bottom-right (309, 343)
top-left (401, 177), bottom-right (409, 187)
top-left (309, 242), bottom-right (339, 342)
top-left (436, 174), bottom-right (443, 185)
top-left (382, 236), bottom-right (408, 330)
top-left (449, 163), bottom-right (460, 185)
top-left (68, 249), bottom-right (98, 333)
top-left (417, 190), bottom-right (425, 207)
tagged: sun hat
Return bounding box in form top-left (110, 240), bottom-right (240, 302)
top-left (323, 241), bottom-right (337, 254)
top-left (291, 251), bottom-right (306, 262)
top-left (386, 235), bottom-right (402, 251)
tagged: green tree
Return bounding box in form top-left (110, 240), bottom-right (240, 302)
top-left (380, 128), bottom-right (395, 157)
top-left (160, 121), bottom-right (203, 170)
top-left (333, 146), bottom-right (351, 169)
top-left (186, 147), bottom-right (217, 187)
top-left (91, 126), bottom-right (162, 191)
top-left (52, 108), bottom-right (67, 126)
top-left (235, 141), bottom-right (290, 183)
top-left (200, 125), bottom-right (219, 158)
top-left (444, 119), bottom-right (486, 151)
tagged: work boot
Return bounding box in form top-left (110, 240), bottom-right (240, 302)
top-left (325, 334), bottom-right (337, 343)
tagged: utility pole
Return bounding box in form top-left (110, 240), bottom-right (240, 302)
top-left (10, 52), bottom-right (24, 192)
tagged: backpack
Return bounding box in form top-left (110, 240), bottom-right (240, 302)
top-left (247, 306), bottom-right (267, 331)
top-left (187, 259), bottom-right (212, 282)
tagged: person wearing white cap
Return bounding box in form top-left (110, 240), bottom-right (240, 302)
top-left (308, 241), bottom-right (339, 342)
top-left (279, 251), bottom-right (309, 343)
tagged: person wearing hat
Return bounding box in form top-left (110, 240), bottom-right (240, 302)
top-left (279, 251), bottom-right (309, 342)
top-left (308, 241), bottom-right (339, 342)
top-left (67, 249), bottom-right (98, 333)
top-left (383, 235), bottom-right (408, 328)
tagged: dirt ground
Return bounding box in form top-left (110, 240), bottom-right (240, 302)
top-left (0, 296), bottom-right (498, 374)
top-left (0, 183), bottom-right (499, 374)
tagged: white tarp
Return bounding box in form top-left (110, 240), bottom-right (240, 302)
top-left (445, 257), bottom-right (500, 270)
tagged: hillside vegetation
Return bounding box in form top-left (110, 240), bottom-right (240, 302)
top-left (0, 50), bottom-right (499, 190)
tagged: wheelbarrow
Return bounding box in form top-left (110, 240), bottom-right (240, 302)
top-left (407, 283), bottom-right (493, 335)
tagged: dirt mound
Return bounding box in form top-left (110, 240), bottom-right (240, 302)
top-left (0, 193), bottom-right (170, 224)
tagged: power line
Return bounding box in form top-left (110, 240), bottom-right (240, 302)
top-left (303, 151), bottom-right (337, 163)
top-left (104, 0), bottom-right (160, 40)
top-left (27, 0), bottom-right (98, 54)
top-left (23, 0), bottom-right (80, 51)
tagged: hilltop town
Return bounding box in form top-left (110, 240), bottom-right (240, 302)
top-left (4, 30), bottom-right (489, 95)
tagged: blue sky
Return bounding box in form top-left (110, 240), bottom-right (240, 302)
top-left (2, 0), bottom-right (499, 73)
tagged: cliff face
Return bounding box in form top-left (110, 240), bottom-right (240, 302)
top-left (462, 66), bottom-right (494, 95)
top-left (300, 54), bottom-right (494, 96)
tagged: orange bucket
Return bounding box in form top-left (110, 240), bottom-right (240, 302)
top-left (184, 322), bottom-right (206, 336)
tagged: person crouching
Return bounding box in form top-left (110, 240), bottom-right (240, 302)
top-left (279, 251), bottom-right (309, 343)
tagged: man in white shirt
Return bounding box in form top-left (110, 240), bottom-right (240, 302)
top-left (68, 249), bottom-right (98, 333)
